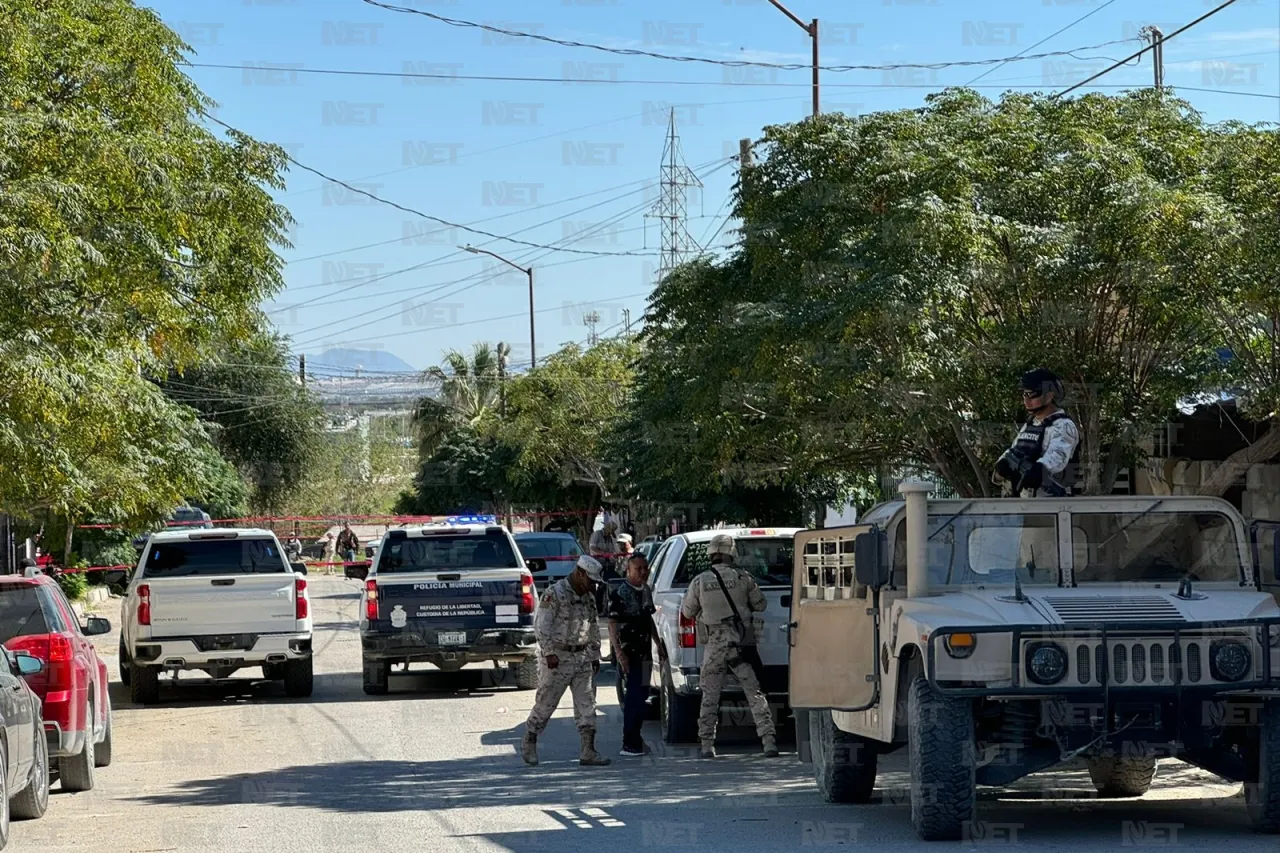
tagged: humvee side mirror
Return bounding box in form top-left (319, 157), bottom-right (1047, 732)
top-left (291, 562), bottom-right (308, 575)
top-left (854, 530), bottom-right (888, 589)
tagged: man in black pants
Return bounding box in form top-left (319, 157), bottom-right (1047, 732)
top-left (609, 554), bottom-right (667, 757)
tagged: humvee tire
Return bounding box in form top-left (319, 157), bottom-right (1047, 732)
top-left (1247, 697), bottom-right (1280, 832)
top-left (812, 710), bottom-right (877, 803)
top-left (1087, 754), bottom-right (1157, 798)
top-left (907, 673), bottom-right (975, 841)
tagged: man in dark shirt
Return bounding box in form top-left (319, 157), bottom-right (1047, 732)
top-left (609, 555), bottom-right (667, 756)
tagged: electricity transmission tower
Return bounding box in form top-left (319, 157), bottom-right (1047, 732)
top-left (583, 311), bottom-right (600, 345)
top-left (645, 109), bottom-right (703, 285)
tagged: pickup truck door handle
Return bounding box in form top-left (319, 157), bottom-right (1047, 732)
top-left (211, 579), bottom-right (235, 586)
top-left (437, 574), bottom-right (461, 581)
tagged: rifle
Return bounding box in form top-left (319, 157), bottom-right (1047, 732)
top-left (1010, 454), bottom-right (1069, 497)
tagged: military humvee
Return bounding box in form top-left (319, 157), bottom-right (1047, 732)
top-left (788, 481), bottom-right (1280, 841)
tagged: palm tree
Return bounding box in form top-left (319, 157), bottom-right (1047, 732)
top-left (412, 342), bottom-right (504, 456)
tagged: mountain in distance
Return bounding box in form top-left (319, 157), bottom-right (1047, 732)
top-left (302, 348), bottom-right (418, 377)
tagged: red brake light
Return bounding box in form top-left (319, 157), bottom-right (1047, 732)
top-left (295, 578), bottom-right (308, 620)
top-left (365, 579), bottom-right (378, 621)
top-left (48, 635), bottom-right (73, 662)
top-left (749, 529), bottom-right (766, 535)
top-left (679, 612), bottom-right (697, 648)
top-left (519, 573), bottom-right (535, 614)
top-left (137, 584), bottom-right (151, 626)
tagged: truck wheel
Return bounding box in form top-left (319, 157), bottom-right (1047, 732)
top-left (10, 723), bottom-right (49, 819)
top-left (660, 669), bottom-right (699, 744)
top-left (907, 673), bottom-right (976, 841)
top-left (283, 657), bottom-right (314, 698)
top-left (1087, 755), bottom-right (1157, 798)
top-left (118, 640), bottom-right (131, 687)
top-left (130, 665), bottom-right (160, 706)
top-left (812, 710), bottom-right (878, 803)
top-left (515, 657), bottom-right (539, 690)
top-left (1247, 697), bottom-right (1280, 831)
top-left (59, 702), bottom-right (95, 793)
top-left (94, 704), bottom-right (113, 768)
top-left (363, 659), bottom-right (389, 695)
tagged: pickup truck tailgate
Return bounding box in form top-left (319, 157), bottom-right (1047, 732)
top-left (149, 574), bottom-right (298, 636)
top-left (370, 571), bottom-right (529, 633)
top-left (756, 587), bottom-right (792, 666)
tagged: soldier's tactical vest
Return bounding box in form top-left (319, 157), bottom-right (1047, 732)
top-left (695, 567), bottom-right (749, 625)
top-left (1011, 410), bottom-right (1080, 493)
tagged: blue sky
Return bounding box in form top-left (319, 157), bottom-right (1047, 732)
top-left (148, 0), bottom-right (1279, 373)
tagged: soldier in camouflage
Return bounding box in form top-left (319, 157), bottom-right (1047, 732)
top-left (521, 554), bottom-right (612, 767)
top-left (681, 533), bottom-right (778, 759)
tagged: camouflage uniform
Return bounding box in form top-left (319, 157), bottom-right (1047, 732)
top-left (521, 560), bottom-right (612, 766)
top-left (681, 548), bottom-right (777, 757)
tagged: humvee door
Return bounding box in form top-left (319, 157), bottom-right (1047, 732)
top-left (788, 524), bottom-right (880, 711)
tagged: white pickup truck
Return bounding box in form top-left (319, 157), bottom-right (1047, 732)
top-left (640, 527), bottom-right (803, 743)
top-left (118, 528), bottom-right (313, 705)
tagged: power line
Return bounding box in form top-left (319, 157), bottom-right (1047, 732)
top-left (1052, 0), bottom-right (1244, 99)
top-left (203, 113), bottom-right (656, 258)
top-left (965, 0), bottom-right (1125, 87)
top-left (357, 2), bottom-right (1138, 73)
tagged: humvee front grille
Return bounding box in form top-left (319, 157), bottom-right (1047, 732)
top-left (1024, 633), bottom-right (1258, 688)
top-left (1042, 596), bottom-right (1184, 624)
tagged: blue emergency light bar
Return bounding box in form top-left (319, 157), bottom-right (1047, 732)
top-left (445, 514), bottom-right (498, 526)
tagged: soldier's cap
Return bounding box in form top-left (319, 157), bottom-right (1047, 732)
top-left (708, 533), bottom-right (735, 557)
top-left (575, 554), bottom-right (605, 581)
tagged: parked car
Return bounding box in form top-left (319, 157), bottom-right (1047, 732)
top-left (513, 532), bottom-right (583, 587)
top-left (0, 576), bottom-right (112, 792)
top-left (0, 645), bottom-right (52, 847)
top-left (119, 528), bottom-right (313, 704)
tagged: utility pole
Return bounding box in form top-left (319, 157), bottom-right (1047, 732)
top-left (622, 308), bottom-right (632, 336)
top-left (497, 342), bottom-right (509, 418)
top-left (1142, 26), bottom-right (1165, 92)
top-left (584, 311), bottom-right (600, 345)
top-left (461, 245), bottom-right (536, 368)
top-left (299, 353), bottom-right (306, 388)
top-left (766, 0), bottom-right (818, 117)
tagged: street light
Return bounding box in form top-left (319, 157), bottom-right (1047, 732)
top-left (765, 0), bottom-right (818, 117)
top-left (460, 245), bottom-right (536, 369)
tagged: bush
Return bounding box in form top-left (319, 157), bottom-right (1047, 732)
top-left (56, 570), bottom-right (88, 602)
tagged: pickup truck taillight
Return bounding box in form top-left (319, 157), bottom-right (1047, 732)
top-left (365, 579), bottom-right (378, 621)
top-left (295, 577), bottom-right (308, 620)
top-left (518, 573), bottom-right (535, 614)
top-left (46, 635), bottom-right (73, 690)
top-left (679, 612), bottom-right (697, 648)
top-left (137, 584), bottom-right (151, 626)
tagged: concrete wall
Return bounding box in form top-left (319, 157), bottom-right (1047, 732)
top-left (1134, 458), bottom-right (1280, 521)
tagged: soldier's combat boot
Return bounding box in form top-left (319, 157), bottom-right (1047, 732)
top-left (762, 734), bottom-right (779, 757)
top-left (579, 729), bottom-right (612, 766)
top-left (521, 731), bottom-right (538, 766)
top-left (700, 740), bottom-right (717, 759)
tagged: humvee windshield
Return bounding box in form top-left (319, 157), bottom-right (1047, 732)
top-left (890, 509), bottom-right (1243, 587)
top-left (1071, 511), bottom-right (1241, 583)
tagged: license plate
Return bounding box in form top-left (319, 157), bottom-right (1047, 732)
top-left (438, 632), bottom-right (466, 645)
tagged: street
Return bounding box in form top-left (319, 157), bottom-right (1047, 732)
top-left (14, 574), bottom-right (1275, 852)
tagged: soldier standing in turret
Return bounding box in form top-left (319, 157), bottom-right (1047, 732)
top-left (994, 368), bottom-right (1081, 497)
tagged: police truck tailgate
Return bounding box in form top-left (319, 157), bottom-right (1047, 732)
top-left (367, 570), bottom-right (529, 641)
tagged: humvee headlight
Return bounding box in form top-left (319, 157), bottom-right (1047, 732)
top-left (944, 633), bottom-right (976, 659)
top-left (1210, 641), bottom-right (1251, 682)
top-left (1026, 642), bottom-right (1068, 685)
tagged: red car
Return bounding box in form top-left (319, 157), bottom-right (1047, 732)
top-left (0, 575), bottom-right (113, 792)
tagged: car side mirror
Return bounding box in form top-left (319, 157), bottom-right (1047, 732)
top-left (14, 652), bottom-right (44, 676)
top-left (84, 616), bottom-right (112, 636)
top-left (525, 558), bottom-right (547, 574)
top-left (291, 562), bottom-right (308, 575)
top-left (854, 530), bottom-right (888, 589)
top-left (102, 570), bottom-right (128, 586)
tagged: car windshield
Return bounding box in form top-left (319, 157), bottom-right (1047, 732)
top-left (377, 531), bottom-right (520, 573)
top-left (144, 539), bottom-right (288, 578)
top-left (1072, 511), bottom-right (1241, 583)
top-left (894, 513), bottom-right (1062, 587)
top-left (0, 586), bottom-right (52, 642)
top-left (674, 537), bottom-right (794, 587)
top-left (516, 537), bottom-right (580, 559)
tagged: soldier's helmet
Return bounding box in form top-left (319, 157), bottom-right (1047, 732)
top-left (1019, 368), bottom-right (1065, 404)
top-left (575, 554), bottom-right (604, 581)
top-left (708, 533), bottom-right (736, 561)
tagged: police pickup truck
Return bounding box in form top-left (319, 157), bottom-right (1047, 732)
top-left (359, 517), bottom-right (541, 694)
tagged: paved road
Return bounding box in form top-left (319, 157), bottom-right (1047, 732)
top-left (13, 575), bottom-right (1279, 851)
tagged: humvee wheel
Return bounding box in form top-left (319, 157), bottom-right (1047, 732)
top-left (1247, 697), bottom-right (1280, 832)
top-left (1087, 755), bottom-right (1157, 798)
top-left (812, 710), bottom-right (877, 803)
top-left (907, 674), bottom-right (976, 841)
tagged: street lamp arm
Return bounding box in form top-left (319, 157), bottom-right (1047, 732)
top-left (459, 244), bottom-right (530, 275)
top-left (766, 0), bottom-right (809, 32)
